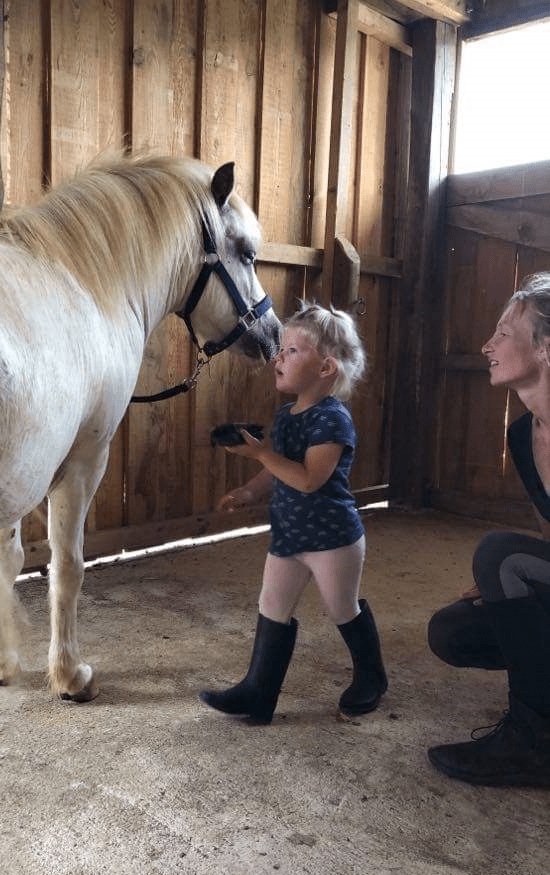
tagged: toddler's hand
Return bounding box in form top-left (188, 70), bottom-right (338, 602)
top-left (225, 428), bottom-right (264, 459)
top-left (216, 487), bottom-right (254, 512)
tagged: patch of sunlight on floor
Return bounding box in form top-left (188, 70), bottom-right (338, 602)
top-left (17, 502), bottom-right (389, 584)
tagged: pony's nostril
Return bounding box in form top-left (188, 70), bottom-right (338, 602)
top-left (262, 322), bottom-right (283, 361)
top-left (265, 335), bottom-right (281, 362)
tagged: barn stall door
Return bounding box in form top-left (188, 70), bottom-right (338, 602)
top-left (432, 160), bottom-right (550, 529)
top-left (319, 2), bottom-right (414, 508)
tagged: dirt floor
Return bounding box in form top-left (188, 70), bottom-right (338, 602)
top-left (1, 508), bottom-right (550, 875)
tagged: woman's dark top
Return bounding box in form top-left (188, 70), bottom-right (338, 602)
top-left (508, 412), bottom-right (550, 523)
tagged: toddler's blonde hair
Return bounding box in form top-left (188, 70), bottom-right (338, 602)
top-left (284, 301), bottom-right (367, 400)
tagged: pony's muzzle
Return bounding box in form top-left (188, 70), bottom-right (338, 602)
top-left (241, 314), bottom-right (281, 362)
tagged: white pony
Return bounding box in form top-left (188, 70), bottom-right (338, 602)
top-left (0, 153), bottom-right (281, 701)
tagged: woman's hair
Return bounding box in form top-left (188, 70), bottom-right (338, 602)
top-left (284, 301), bottom-right (367, 400)
top-left (509, 272), bottom-right (550, 346)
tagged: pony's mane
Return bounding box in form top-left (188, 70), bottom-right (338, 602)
top-left (0, 153), bottom-right (226, 316)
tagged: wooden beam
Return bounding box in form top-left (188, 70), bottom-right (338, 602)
top-left (360, 254), bottom-right (403, 278)
top-left (389, 19), bottom-right (458, 507)
top-left (448, 202), bottom-right (550, 253)
top-left (354, 484), bottom-right (389, 506)
top-left (258, 243), bottom-right (403, 278)
top-left (327, 0), bottom-right (469, 26)
top-left (392, 51), bottom-right (413, 263)
top-left (322, 0), bottom-right (360, 303)
top-left (333, 236), bottom-right (361, 309)
top-left (258, 242), bottom-right (324, 268)
top-left (398, 0), bottom-right (468, 24)
top-left (447, 160), bottom-right (550, 206)
top-left (357, 4), bottom-right (413, 54)
top-left (462, 0), bottom-right (550, 38)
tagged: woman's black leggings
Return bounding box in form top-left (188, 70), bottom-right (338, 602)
top-left (428, 531), bottom-right (550, 669)
top-left (472, 531), bottom-right (550, 602)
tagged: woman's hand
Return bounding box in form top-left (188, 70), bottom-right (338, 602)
top-left (461, 585), bottom-right (482, 601)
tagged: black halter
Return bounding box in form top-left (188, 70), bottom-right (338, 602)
top-left (177, 219), bottom-right (272, 358)
top-left (131, 217), bottom-right (272, 403)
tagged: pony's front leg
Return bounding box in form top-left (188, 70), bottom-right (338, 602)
top-left (0, 522), bottom-right (25, 684)
top-left (47, 445), bottom-right (109, 701)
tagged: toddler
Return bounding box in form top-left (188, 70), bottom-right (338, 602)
top-left (200, 301), bottom-right (387, 723)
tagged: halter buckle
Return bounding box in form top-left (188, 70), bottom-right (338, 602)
top-left (241, 309), bottom-right (258, 329)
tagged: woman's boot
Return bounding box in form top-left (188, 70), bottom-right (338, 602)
top-left (337, 599), bottom-right (387, 715)
top-left (199, 613), bottom-right (297, 724)
top-left (428, 695), bottom-right (550, 786)
top-left (428, 594), bottom-right (550, 785)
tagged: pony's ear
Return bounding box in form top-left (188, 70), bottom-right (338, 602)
top-left (211, 162), bottom-right (235, 208)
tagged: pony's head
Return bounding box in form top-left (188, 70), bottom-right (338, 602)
top-left (0, 152), bottom-right (281, 365)
top-left (180, 162), bottom-right (281, 364)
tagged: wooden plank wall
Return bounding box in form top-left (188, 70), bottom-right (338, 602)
top-left (1, 0), bottom-right (412, 567)
top-left (432, 160), bottom-right (550, 529)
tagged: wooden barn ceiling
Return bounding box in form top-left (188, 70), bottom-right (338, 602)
top-left (326, 0), bottom-right (549, 33)
top-left (325, 0), bottom-right (469, 26)
top-left (462, 0), bottom-right (550, 37)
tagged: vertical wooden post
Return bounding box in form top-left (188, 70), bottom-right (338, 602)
top-left (321, 0), bottom-right (359, 304)
top-left (388, 19), bottom-right (458, 507)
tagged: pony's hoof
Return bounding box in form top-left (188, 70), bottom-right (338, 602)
top-left (60, 678), bottom-right (99, 702)
top-left (0, 650), bottom-right (21, 686)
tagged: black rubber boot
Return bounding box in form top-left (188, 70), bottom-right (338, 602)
top-left (429, 594), bottom-right (550, 785)
top-left (199, 613), bottom-right (297, 724)
top-left (428, 696), bottom-right (550, 786)
top-left (337, 599), bottom-right (387, 716)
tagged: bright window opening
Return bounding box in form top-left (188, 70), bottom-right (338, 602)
top-left (453, 19), bottom-right (550, 174)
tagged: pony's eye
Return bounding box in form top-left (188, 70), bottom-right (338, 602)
top-left (241, 249), bottom-right (255, 266)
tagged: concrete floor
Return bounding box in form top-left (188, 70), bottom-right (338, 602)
top-left (1, 509), bottom-right (549, 875)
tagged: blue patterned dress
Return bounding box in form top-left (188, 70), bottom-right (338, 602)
top-left (268, 395), bottom-right (364, 557)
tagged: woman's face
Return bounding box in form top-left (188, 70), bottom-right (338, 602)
top-left (482, 301), bottom-right (544, 389)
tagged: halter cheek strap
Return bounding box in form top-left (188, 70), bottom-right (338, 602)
top-left (176, 219), bottom-right (273, 359)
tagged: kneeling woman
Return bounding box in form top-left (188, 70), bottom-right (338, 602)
top-left (428, 272), bottom-right (550, 786)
